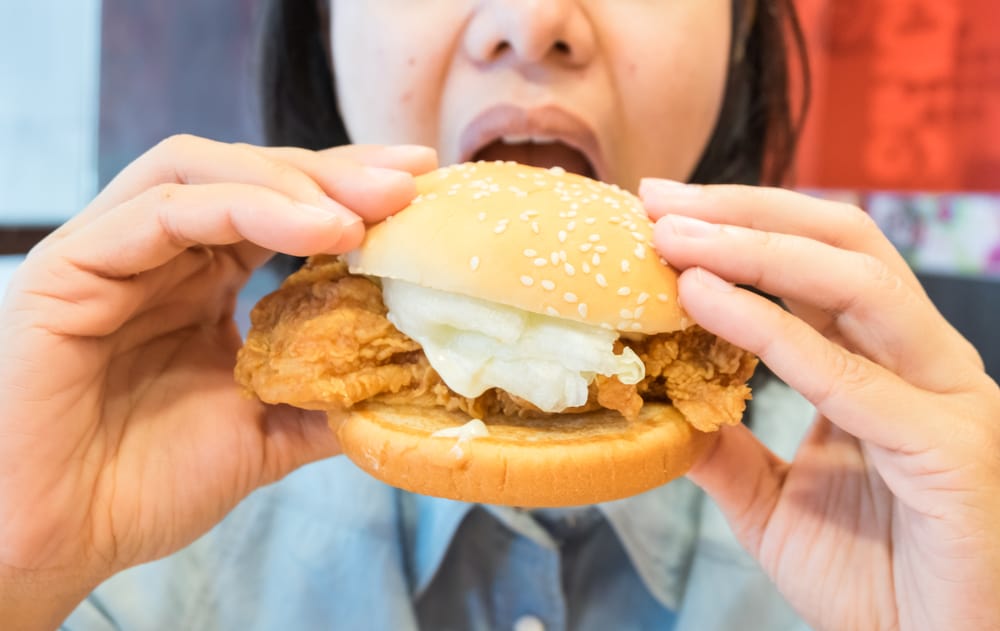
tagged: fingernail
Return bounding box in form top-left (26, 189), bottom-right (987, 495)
top-left (363, 165), bottom-right (414, 187)
top-left (694, 267), bottom-right (734, 292)
top-left (382, 145), bottom-right (438, 162)
top-left (296, 201), bottom-right (363, 227)
top-left (659, 214), bottom-right (720, 238)
top-left (640, 178), bottom-right (703, 199)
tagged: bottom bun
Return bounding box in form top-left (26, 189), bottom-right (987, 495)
top-left (331, 403), bottom-right (715, 507)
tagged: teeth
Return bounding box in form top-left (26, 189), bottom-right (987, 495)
top-left (501, 134), bottom-right (558, 145)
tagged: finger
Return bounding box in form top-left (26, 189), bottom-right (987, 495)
top-left (653, 214), bottom-right (980, 378)
top-left (262, 143), bottom-right (438, 174)
top-left (249, 144), bottom-right (436, 222)
top-left (676, 267), bottom-right (941, 449)
top-left (75, 136), bottom-right (418, 224)
top-left (82, 182), bottom-right (364, 272)
top-left (14, 183), bottom-right (362, 336)
top-left (639, 180), bottom-right (922, 294)
top-left (685, 423), bottom-right (789, 557)
top-left (257, 406), bottom-right (341, 486)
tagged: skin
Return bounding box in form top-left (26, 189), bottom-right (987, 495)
top-left (1, 1), bottom-right (998, 630)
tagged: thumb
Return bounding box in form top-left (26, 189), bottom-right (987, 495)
top-left (258, 406), bottom-right (342, 485)
top-left (686, 423), bottom-right (789, 557)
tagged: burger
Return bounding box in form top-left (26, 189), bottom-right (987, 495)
top-left (235, 161), bottom-right (756, 507)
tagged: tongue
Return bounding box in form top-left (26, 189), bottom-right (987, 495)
top-left (473, 140), bottom-right (594, 178)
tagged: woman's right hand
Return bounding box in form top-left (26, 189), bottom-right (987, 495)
top-left (0, 135), bottom-right (437, 627)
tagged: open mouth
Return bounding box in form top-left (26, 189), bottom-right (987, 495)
top-left (459, 105), bottom-right (605, 181)
top-left (472, 138), bottom-right (597, 179)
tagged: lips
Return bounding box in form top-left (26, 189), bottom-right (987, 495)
top-left (459, 105), bottom-right (606, 181)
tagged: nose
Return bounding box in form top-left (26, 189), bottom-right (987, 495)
top-left (464, 0), bottom-right (595, 68)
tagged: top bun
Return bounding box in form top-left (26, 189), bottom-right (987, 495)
top-left (346, 161), bottom-right (687, 334)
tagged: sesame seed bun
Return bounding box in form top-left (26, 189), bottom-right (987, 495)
top-left (332, 402), bottom-right (715, 507)
top-left (329, 161), bottom-right (717, 507)
top-left (346, 161), bottom-right (687, 334)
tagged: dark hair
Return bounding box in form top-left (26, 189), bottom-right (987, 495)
top-left (257, 0), bottom-right (809, 187)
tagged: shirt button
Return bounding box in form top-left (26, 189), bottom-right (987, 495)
top-left (513, 615), bottom-right (545, 631)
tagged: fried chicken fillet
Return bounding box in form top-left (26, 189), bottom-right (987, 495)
top-left (236, 256), bottom-right (757, 432)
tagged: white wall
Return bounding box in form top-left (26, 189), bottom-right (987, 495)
top-left (0, 1), bottom-right (102, 226)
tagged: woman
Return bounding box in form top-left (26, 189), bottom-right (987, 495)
top-left (2, 1), bottom-right (998, 629)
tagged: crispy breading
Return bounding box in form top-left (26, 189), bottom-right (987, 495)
top-left (236, 256), bottom-right (756, 429)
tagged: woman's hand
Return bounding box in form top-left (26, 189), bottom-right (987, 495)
top-left (643, 180), bottom-right (1000, 631)
top-left (0, 135), bottom-right (436, 626)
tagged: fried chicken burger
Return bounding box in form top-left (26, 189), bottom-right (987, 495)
top-left (235, 161), bottom-right (756, 507)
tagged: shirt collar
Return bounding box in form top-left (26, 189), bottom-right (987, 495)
top-left (599, 478), bottom-right (705, 610)
top-left (399, 479), bottom-right (705, 610)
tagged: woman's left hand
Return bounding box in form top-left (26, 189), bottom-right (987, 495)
top-left (643, 180), bottom-right (1000, 631)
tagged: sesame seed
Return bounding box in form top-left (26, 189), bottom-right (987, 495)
top-left (609, 216), bottom-right (621, 224)
top-left (581, 262), bottom-right (591, 274)
top-left (549, 166), bottom-right (566, 175)
top-left (558, 230), bottom-right (567, 243)
top-left (621, 260), bottom-right (631, 273)
top-left (523, 248), bottom-right (538, 257)
top-left (631, 231), bottom-right (645, 241)
top-left (533, 258), bottom-right (547, 267)
top-left (541, 280), bottom-right (556, 291)
top-left (550, 252), bottom-right (560, 265)
top-left (657, 293), bottom-right (669, 303)
top-left (469, 256), bottom-right (480, 271)
top-left (600, 323), bottom-right (614, 330)
top-left (579, 243), bottom-right (593, 252)
top-left (546, 306), bottom-right (560, 317)
top-left (595, 245), bottom-right (608, 253)
top-left (564, 263), bottom-right (575, 276)
top-left (634, 244), bottom-right (646, 259)
top-left (637, 292), bottom-right (650, 305)
top-left (630, 322), bottom-right (644, 331)
top-left (520, 275), bottom-right (535, 287)
top-left (567, 221), bottom-right (577, 231)
top-left (592, 253), bottom-right (601, 266)
top-left (617, 287), bottom-right (632, 296)
top-left (531, 221), bottom-right (540, 234)
top-left (564, 292), bottom-right (578, 303)
top-left (634, 306), bottom-right (646, 318)
top-left (570, 203), bottom-right (580, 210)
top-left (494, 224), bottom-right (507, 234)
top-left (578, 303), bottom-right (589, 318)
top-left (584, 217), bottom-right (597, 225)
top-left (620, 308), bottom-right (634, 320)
top-left (588, 234), bottom-right (600, 242)
top-left (596, 273), bottom-right (608, 287)
top-left (477, 212), bottom-right (487, 221)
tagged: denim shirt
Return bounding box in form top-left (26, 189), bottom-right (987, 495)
top-left (62, 377), bottom-right (815, 631)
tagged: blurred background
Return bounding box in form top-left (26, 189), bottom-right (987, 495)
top-left (1, 0), bottom-right (998, 377)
